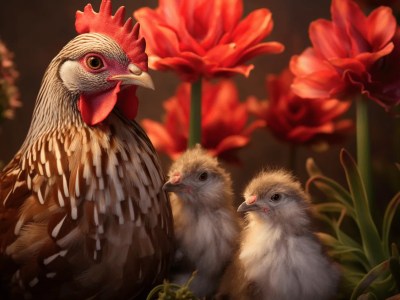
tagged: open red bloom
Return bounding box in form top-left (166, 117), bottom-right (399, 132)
top-left (290, 0), bottom-right (400, 111)
top-left (142, 80), bottom-right (264, 161)
top-left (134, 0), bottom-right (284, 81)
top-left (248, 69), bottom-right (353, 149)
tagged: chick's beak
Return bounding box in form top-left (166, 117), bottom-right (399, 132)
top-left (109, 63), bottom-right (155, 90)
top-left (237, 201), bottom-right (260, 213)
top-left (163, 181), bottom-right (188, 193)
top-left (163, 173), bottom-right (185, 192)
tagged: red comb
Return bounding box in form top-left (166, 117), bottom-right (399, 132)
top-left (75, 0), bottom-right (148, 71)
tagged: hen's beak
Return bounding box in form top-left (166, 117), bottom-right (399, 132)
top-left (109, 63), bottom-right (155, 90)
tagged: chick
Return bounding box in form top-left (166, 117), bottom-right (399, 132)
top-left (163, 145), bottom-right (240, 298)
top-left (219, 169), bottom-right (340, 300)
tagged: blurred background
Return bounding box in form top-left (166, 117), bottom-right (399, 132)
top-left (0, 0), bottom-right (398, 213)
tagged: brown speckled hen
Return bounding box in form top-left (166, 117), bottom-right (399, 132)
top-left (0, 1), bottom-right (173, 299)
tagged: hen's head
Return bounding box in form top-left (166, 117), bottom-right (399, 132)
top-left (58, 0), bottom-right (153, 126)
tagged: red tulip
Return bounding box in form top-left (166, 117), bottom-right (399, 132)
top-left (142, 80), bottom-right (265, 161)
top-left (134, 0), bottom-right (284, 82)
top-left (248, 69), bottom-right (353, 149)
top-left (290, 0), bottom-right (400, 111)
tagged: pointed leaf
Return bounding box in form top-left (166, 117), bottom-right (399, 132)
top-left (333, 223), bottom-right (370, 270)
top-left (313, 202), bottom-right (347, 216)
top-left (306, 175), bottom-right (354, 217)
top-left (382, 192), bottom-right (400, 256)
top-left (350, 260), bottom-right (390, 300)
top-left (334, 224), bottom-right (363, 252)
top-left (317, 232), bottom-right (369, 268)
top-left (340, 149), bottom-right (385, 266)
top-left (313, 211), bottom-right (337, 228)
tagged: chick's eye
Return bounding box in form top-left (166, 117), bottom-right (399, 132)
top-left (198, 172), bottom-right (208, 181)
top-left (86, 55), bottom-right (104, 70)
top-left (270, 193), bottom-right (281, 202)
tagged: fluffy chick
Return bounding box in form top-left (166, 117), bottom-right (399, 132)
top-left (219, 169), bottom-right (340, 300)
top-left (163, 145), bottom-right (240, 298)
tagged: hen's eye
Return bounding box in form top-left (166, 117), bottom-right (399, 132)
top-left (86, 56), bottom-right (104, 70)
top-left (198, 172), bottom-right (208, 181)
top-left (270, 193), bottom-right (281, 202)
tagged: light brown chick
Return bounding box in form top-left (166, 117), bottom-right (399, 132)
top-left (163, 145), bottom-right (240, 298)
top-left (218, 169), bottom-right (340, 300)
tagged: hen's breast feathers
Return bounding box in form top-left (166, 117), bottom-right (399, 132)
top-left (0, 114), bottom-right (173, 297)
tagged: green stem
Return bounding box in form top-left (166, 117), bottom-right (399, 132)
top-left (356, 96), bottom-right (372, 205)
top-left (188, 79), bottom-right (202, 148)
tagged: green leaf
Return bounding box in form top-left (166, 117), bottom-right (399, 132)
top-left (313, 202), bottom-right (350, 227)
top-left (350, 260), bottom-right (390, 300)
top-left (306, 175), bottom-right (355, 218)
top-left (314, 202), bottom-right (346, 213)
top-left (313, 202), bottom-right (352, 222)
top-left (382, 192), bottom-right (400, 256)
top-left (340, 149), bottom-right (385, 266)
top-left (317, 232), bottom-right (369, 269)
top-left (317, 232), bottom-right (339, 245)
top-left (334, 223), bottom-right (362, 250)
top-left (313, 212), bottom-right (337, 229)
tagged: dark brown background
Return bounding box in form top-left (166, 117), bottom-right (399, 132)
top-left (0, 0), bottom-right (398, 216)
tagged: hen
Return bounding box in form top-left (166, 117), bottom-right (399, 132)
top-left (0, 1), bottom-right (173, 299)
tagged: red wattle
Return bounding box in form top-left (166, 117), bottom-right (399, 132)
top-left (78, 83), bottom-right (139, 126)
top-left (116, 86), bottom-right (139, 120)
top-left (78, 83), bottom-right (121, 126)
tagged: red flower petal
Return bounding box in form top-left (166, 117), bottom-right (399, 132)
top-left (291, 71), bottom-right (343, 99)
top-left (367, 7), bottom-right (396, 49)
top-left (291, 0), bottom-right (400, 110)
top-left (134, 1), bottom-right (283, 81)
top-left (237, 42), bottom-right (285, 65)
top-left (209, 65), bottom-right (255, 78)
top-left (249, 69), bottom-right (353, 147)
top-left (221, 0), bottom-right (243, 32)
top-left (310, 20), bottom-right (347, 59)
top-left (229, 9), bottom-right (274, 46)
top-left (331, 0), bottom-right (369, 54)
top-left (142, 80), bottom-right (258, 162)
top-left (142, 119), bottom-right (175, 152)
top-left (213, 135), bottom-right (249, 156)
top-left (290, 48), bottom-right (332, 77)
